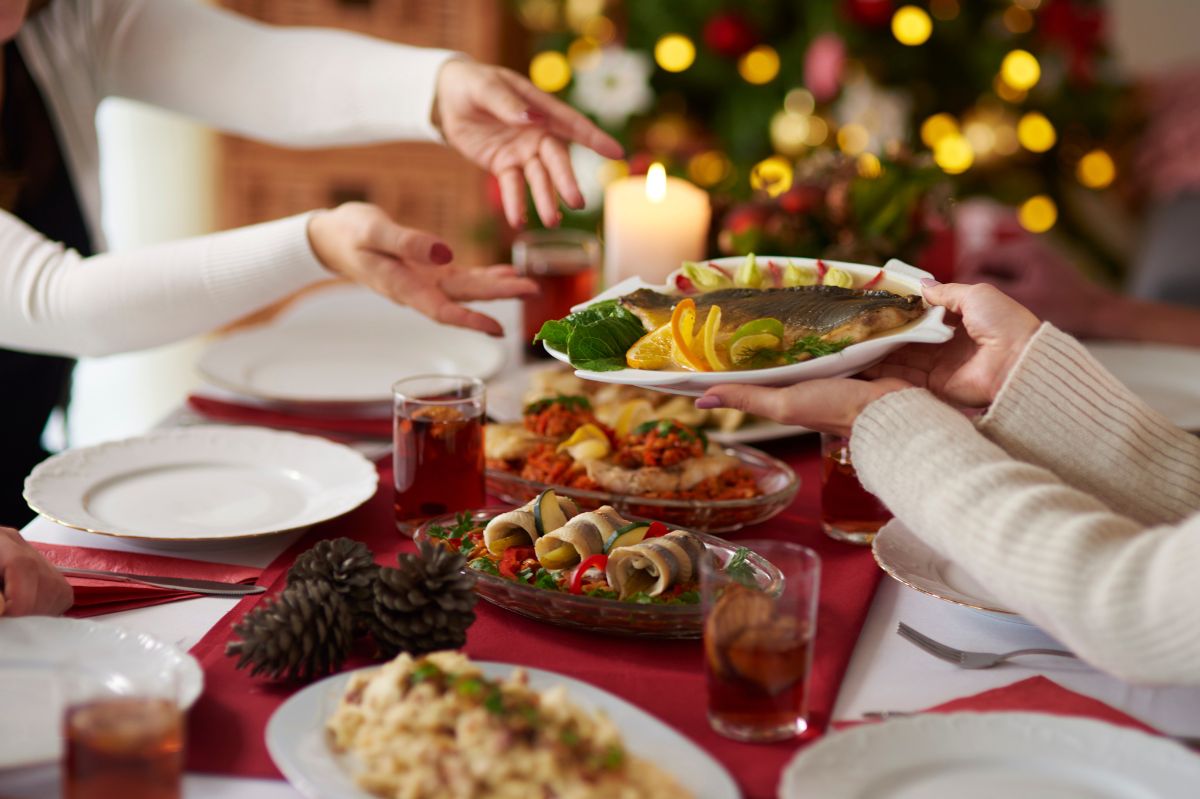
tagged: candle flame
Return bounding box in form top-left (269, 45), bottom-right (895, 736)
top-left (646, 162), bottom-right (667, 203)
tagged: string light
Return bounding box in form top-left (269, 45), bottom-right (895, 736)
top-left (655, 34), bottom-right (696, 73)
top-left (837, 123), bottom-right (870, 155)
top-left (892, 6), bottom-right (933, 46)
top-left (687, 151), bottom-right (731, 187)
top-left (582, 15), bottom-right (616, 43)
top-left (933, 134), bottom-right (974, 174)
top-left (738, 45), bottom-right (780, 84)
top-left (858, 153), bottom-right (883, 178)
top-left (964, 120), bottom-right (997, 156)
top-left (784, 88), bottom-right (816, 116)
top-left (1017, 112), bottom-right (1056, 152)
top-left (804, 117), bottom-right (830, 146)
top-left (920, 113), bottom-right (959, 148)
top-left (1077, 149), bottom-right (1116, 189)
top-left (1018, 195), bottom-right (1057, 232)
top-left (529, 51), bottom-right (571, 93)
top-left (750, 156), bottom-right (794, 197)
top-left (930, 0), bottom-right (960, 20)
top-left (771, 111), bottom-right (810, 156)
top-left (993, 75), bottom-right (1028, 103)
top-left (993, 121), bottom-right (1019, 155)
top-left (1000, 50), bottom-right (1041, 91)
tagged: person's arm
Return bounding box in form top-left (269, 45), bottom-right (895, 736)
top-left (978, 323), bottom-right (1200, 526)
top-left (0, 527), bottom-right (72, 616)
top-left (852, 388), bottom-right (1200, 685)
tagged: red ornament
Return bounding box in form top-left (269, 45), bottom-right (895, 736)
top-left (627, 152), bottom-right (656, 176)
top-left (703, 11), bottom-right (758, 59)
top-left (1039, 0), bottom-right (1105, 85)
top-left (842, 0), bottom-right (893, 27)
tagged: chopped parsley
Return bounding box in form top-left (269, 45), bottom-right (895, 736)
top-left (468, 558), bottom-right (500, 576)
top-left (426, 511), bottom-right (475, 542)
top-left (483, 688), bottom-right (506, 716)
top-left (725, 547), bottom-right (758, 588)
top-left (409, 662), bottom-right (442, 685)
top-left (532, 568), bottom-right (560, 591)
top-left (523, 394), bottom-right (592, 415)
top-left (632, 419), bottom-right (708, 447)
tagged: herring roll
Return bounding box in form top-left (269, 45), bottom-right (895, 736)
top-left (483, 493), bottom-right (580, 554)
top-left (606, 535), bottom-right (696, 598)
top-left (534, 506), bottom-right (626, 569)
top-left (663, 530), bottom-right (705, 578)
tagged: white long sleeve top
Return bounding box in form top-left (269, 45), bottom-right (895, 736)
top-left (2, 0), bottom-right (456, 357)
top-left (851, 324), bottom-right (1200, 685)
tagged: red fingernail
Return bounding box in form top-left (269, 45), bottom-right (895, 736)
top-left (520, 108), bottom-right (547, 124)
top-left (431, 243), bottom-right (453, 264)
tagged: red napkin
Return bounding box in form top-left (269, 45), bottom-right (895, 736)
top-left (187, 395), bottom-right (391, 439)
top-left (33, 542), bottom-right (262, 618)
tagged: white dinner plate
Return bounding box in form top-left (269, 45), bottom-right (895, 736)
top-left (779, 712), bottom-right (1200, 798)
top-left (266, 661), bottom-right (739, 799)
top-left (24, 426), bottom-right (377, 546)
top-left (544, 257), bottom-right (954, 397)
top-left (198, 297), bottom-right (506, 409)
top-left (872, 519), bottom-right (1030, 624)
top-left (1086, 341), bottom-right (1200, 431)
top-left (0, 617), bottom-right (203, 770)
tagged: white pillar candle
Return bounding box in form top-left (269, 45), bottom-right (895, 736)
top-left (603, 163), bottom-right (711, 286)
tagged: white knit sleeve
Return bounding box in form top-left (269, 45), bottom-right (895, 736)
top-left (0, 210), bottom-right (328, 357)
top-left (978, 323), bottom-right (1200, 526)
top-left (90, 0), bottom-right (458, 146)
top-left (851, 388), bottom-right (1200, 685)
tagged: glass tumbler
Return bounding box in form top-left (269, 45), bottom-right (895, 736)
top-left (819, 432), bottom-right (891, 545)
top-left (513, 229), bottom-right (601, 359)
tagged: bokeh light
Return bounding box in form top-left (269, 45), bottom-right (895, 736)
top-left (858, 153), bottom-right (883, 178)
top-left (750, 156), bottom-right (794, 197)
top-left (771, 111), bottom-right (811, 156)
top-left (582, 15), bottom-right (616, 43)
top-left (738, 45), bottom-right (781, 85)
top-left (933, 134), bottom-right (974, 174)
top-left (964, 120), bottom-right (996, 156)
top-left (1077, 149), bottom-right (1116, 189)
top-left (993, 75), bottom-right (1027, 103)
top-left (892, 6), bottom-right (933, 46)
top-left (836, 123), bottom-right (870, 155)
top-left (930, 0), bottom-right (960, 20)
top-left (567, 37), bottom-right (602, 71)
top-left (804, 117), bottom-right (830, 146)
top-left (1003, 6), bottom-right (1034, 33)
top-left (655, 34), bottom-right (696, 73)
top-left (1000, 50), bottom-right (1041, 91)
top-left (529, 51), bottom-right (571, 93)
top-left (784, 88), bottom-right (816, 116)
top-left (1018, 195), bottom-right (1057, 232)
top-left (920, 113), bottom-right (959, 148)
top-left (688, 151), bottom-right (731, 187)
top-left (1017, 112), bottom-right (1056, 152)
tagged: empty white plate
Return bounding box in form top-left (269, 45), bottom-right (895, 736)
top-left (266, 661), bottom-right (739, 799)
top-left (24, 426), bottom-right (377, 545)
top-left (780, 712), bottom-right (1200, 798)
top-left (1086, 341), bottom-right (1200, 431)
top-left (0, 617), bottom-right (203, 770)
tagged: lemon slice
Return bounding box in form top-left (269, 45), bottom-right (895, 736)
top-left (670, 298), bottom-right (709, 371)
top-left (613, 399), bottom-right (655, 437)
top-left (556, 423), bottom-right (611, 462)
top-left (701, 305), bottom-right (727, 371)
top-left (730, 332), bottom-right (782, 367)
top-left (626, 323), bottom-right (673, 369)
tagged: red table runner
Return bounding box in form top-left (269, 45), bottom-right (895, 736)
top-left (186, 438), bottom-right (881, 799)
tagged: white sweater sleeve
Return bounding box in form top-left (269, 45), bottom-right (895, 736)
top-left (850, 388), bottom-right (1200, 685)
top-left (90, 0), bottom-right (458, 146)
top-left (0, 210), bottom-right (328, 357)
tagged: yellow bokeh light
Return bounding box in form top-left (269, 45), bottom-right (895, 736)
top-left (738, 45), bottom-right (781, 85)
top-left (993, 121), bottom-right (1019, 156)
top-left (805, 116), bottom-right (830, 146)
top-left (892, 6), bottom-right (933, 46)
top-left (565, 0), bottom-right (605, 31)
top-left (784, 88), bottom-right (816, 116)
top-left (529, 51), bottom-right (571, 93)
top-left (687, 150), bottom-right (731, 187)
top-left (858, 153), bottom-right (883, 178)
top-left (1017, 112), bottom-right (1056, 152)
top-left (1018, 195), bottom-right (1057, 232)
top-left (567, 37), bottom-right (602, 71)
top-left (771, 111), bottom-right (811, 156)
top-left (1000, 50), bottom-right (1041, 91)
top-left (964, 120), bottom-right (996, 155)
top-left (933, 134), bottom-right (974, 174)
top-left (1077, 149), bottom-right (1116, 189)
top-left (597, 158), bottom-right (628, 188)
top-left (582, 15), bottom-right (616, 43)
top-left (994, 75), bottom-right (1028, 103)
top-left (920, 113), bottom-right (959, 148)
top-left (1003, 6), bottom-right (1034, 33)
top-left (655, 34), bottom-right (696, 73)
top-left (750, 156), bottom-right (794, 198)
top-left (837, 123), bottom-right (870, 156)
top-left (930, 0), bottom-right (960, 20)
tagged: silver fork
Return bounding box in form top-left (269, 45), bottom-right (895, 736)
top-left (897, 622), bottom-right (1077, 669)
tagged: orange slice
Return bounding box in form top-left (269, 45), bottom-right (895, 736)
top-left (700, 305), bottom-right (728, 371)
top-left (670, 298), bottom-right (709, 371)
top-left (626, 323), bottom-right (673, 370)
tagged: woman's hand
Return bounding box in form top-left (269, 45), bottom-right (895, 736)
top-left (695, 377), bottom-right (912, 437)
top-left (0, 527), bottom-right (73, 617)
top-left (432, 59), bottom-right (624, 228)
top-left (308, 203), bottom-right (536, 337)
top-left (868, 281), bottom-right (1041, 407)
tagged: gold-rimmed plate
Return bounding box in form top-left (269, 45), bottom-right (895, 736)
top-left (872, 519), bottom-right (1031, 624)
top-left (24, 426), bottom-right (377, 549)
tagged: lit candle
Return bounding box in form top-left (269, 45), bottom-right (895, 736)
top-left (603, 163), bottom-right (711, 286)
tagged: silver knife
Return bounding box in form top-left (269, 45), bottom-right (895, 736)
top-left (57, 566), bottom-right (266, 597)
top-left (860, 711), bottom-right (1200, 748)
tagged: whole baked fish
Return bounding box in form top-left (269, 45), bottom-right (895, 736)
top-left (619, 285), bottom-right (924, 346)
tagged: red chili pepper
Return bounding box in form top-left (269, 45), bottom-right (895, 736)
top-left (499, 546), bottom-right (536, 580)
top-left (645, 521), bottom-right (669, 538)
top-left (708, 262), bottom-right (733, 279)
top-left (816, 259), bottom-right (828, 280)
top-left (862, 269), bottom-right (885, 289)
top-left (766, 259), bottom-right (783, 287)
top-left (569, 554), bottom-right (609, 595)
top-left (675, 274), bottom-right (697, 294)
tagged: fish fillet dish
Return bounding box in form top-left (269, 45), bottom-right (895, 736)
top-left (534, 254), bottom-right (926, 372)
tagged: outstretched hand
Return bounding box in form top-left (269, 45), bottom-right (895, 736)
top-left (433, 59), bottom-right (624, 228)
top-left (308, 203), bottom-right (536, 337)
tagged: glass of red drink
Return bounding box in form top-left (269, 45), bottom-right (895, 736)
top-left (702, 540), bottom-right (820, 743)
top-left (62, 669), bottom-right (184, 799)
top-left (513, 229), bottom-right (600, 359)
top-left (819, 432), bottom-right (892, 545)
top-left (393, 375), bottom-right (486, 534)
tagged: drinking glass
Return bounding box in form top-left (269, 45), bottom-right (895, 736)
top-left (513, 229), bottom-right (601, 359)
top-left (819, 432), bottom-right (891, 545)
top-left (702, 540), bottom-right (820, 743)
top-left (393, 375), bottom-right (485, 534)
top-left (62, 667), bottom-right (184, 799)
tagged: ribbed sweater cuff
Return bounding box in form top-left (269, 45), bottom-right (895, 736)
top-left (201, 212), bottom-right (329, 306)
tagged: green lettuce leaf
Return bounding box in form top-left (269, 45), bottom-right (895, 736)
top-left (533, 300), bottom-right (646, 372)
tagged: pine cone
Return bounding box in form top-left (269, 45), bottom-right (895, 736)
top-left (372, 540), bottom-right (478, 657)
top-left (225, 580), bottom-right (355, 681)
top-left (287, 537), bottom-right (379, 621)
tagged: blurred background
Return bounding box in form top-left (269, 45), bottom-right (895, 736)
top-left (79, 0), bottom-right (1199, 443)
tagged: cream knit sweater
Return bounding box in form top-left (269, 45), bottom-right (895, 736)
top-left (852, 324), bottom-right (1200, 684)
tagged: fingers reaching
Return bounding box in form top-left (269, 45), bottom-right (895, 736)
top-left (502, 71), bottom-right (624, 159)
top-left (538, 137), bottom-right (585, 210)
top-left (523, 158), bottom-right (560, 227)
top-left (497, 168), bottom-right (526, 229)
top-left (362, 214), bottom-right (453, 265)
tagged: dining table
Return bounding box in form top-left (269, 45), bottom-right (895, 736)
top-left (6, 299), bottom-right (1200, 799)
